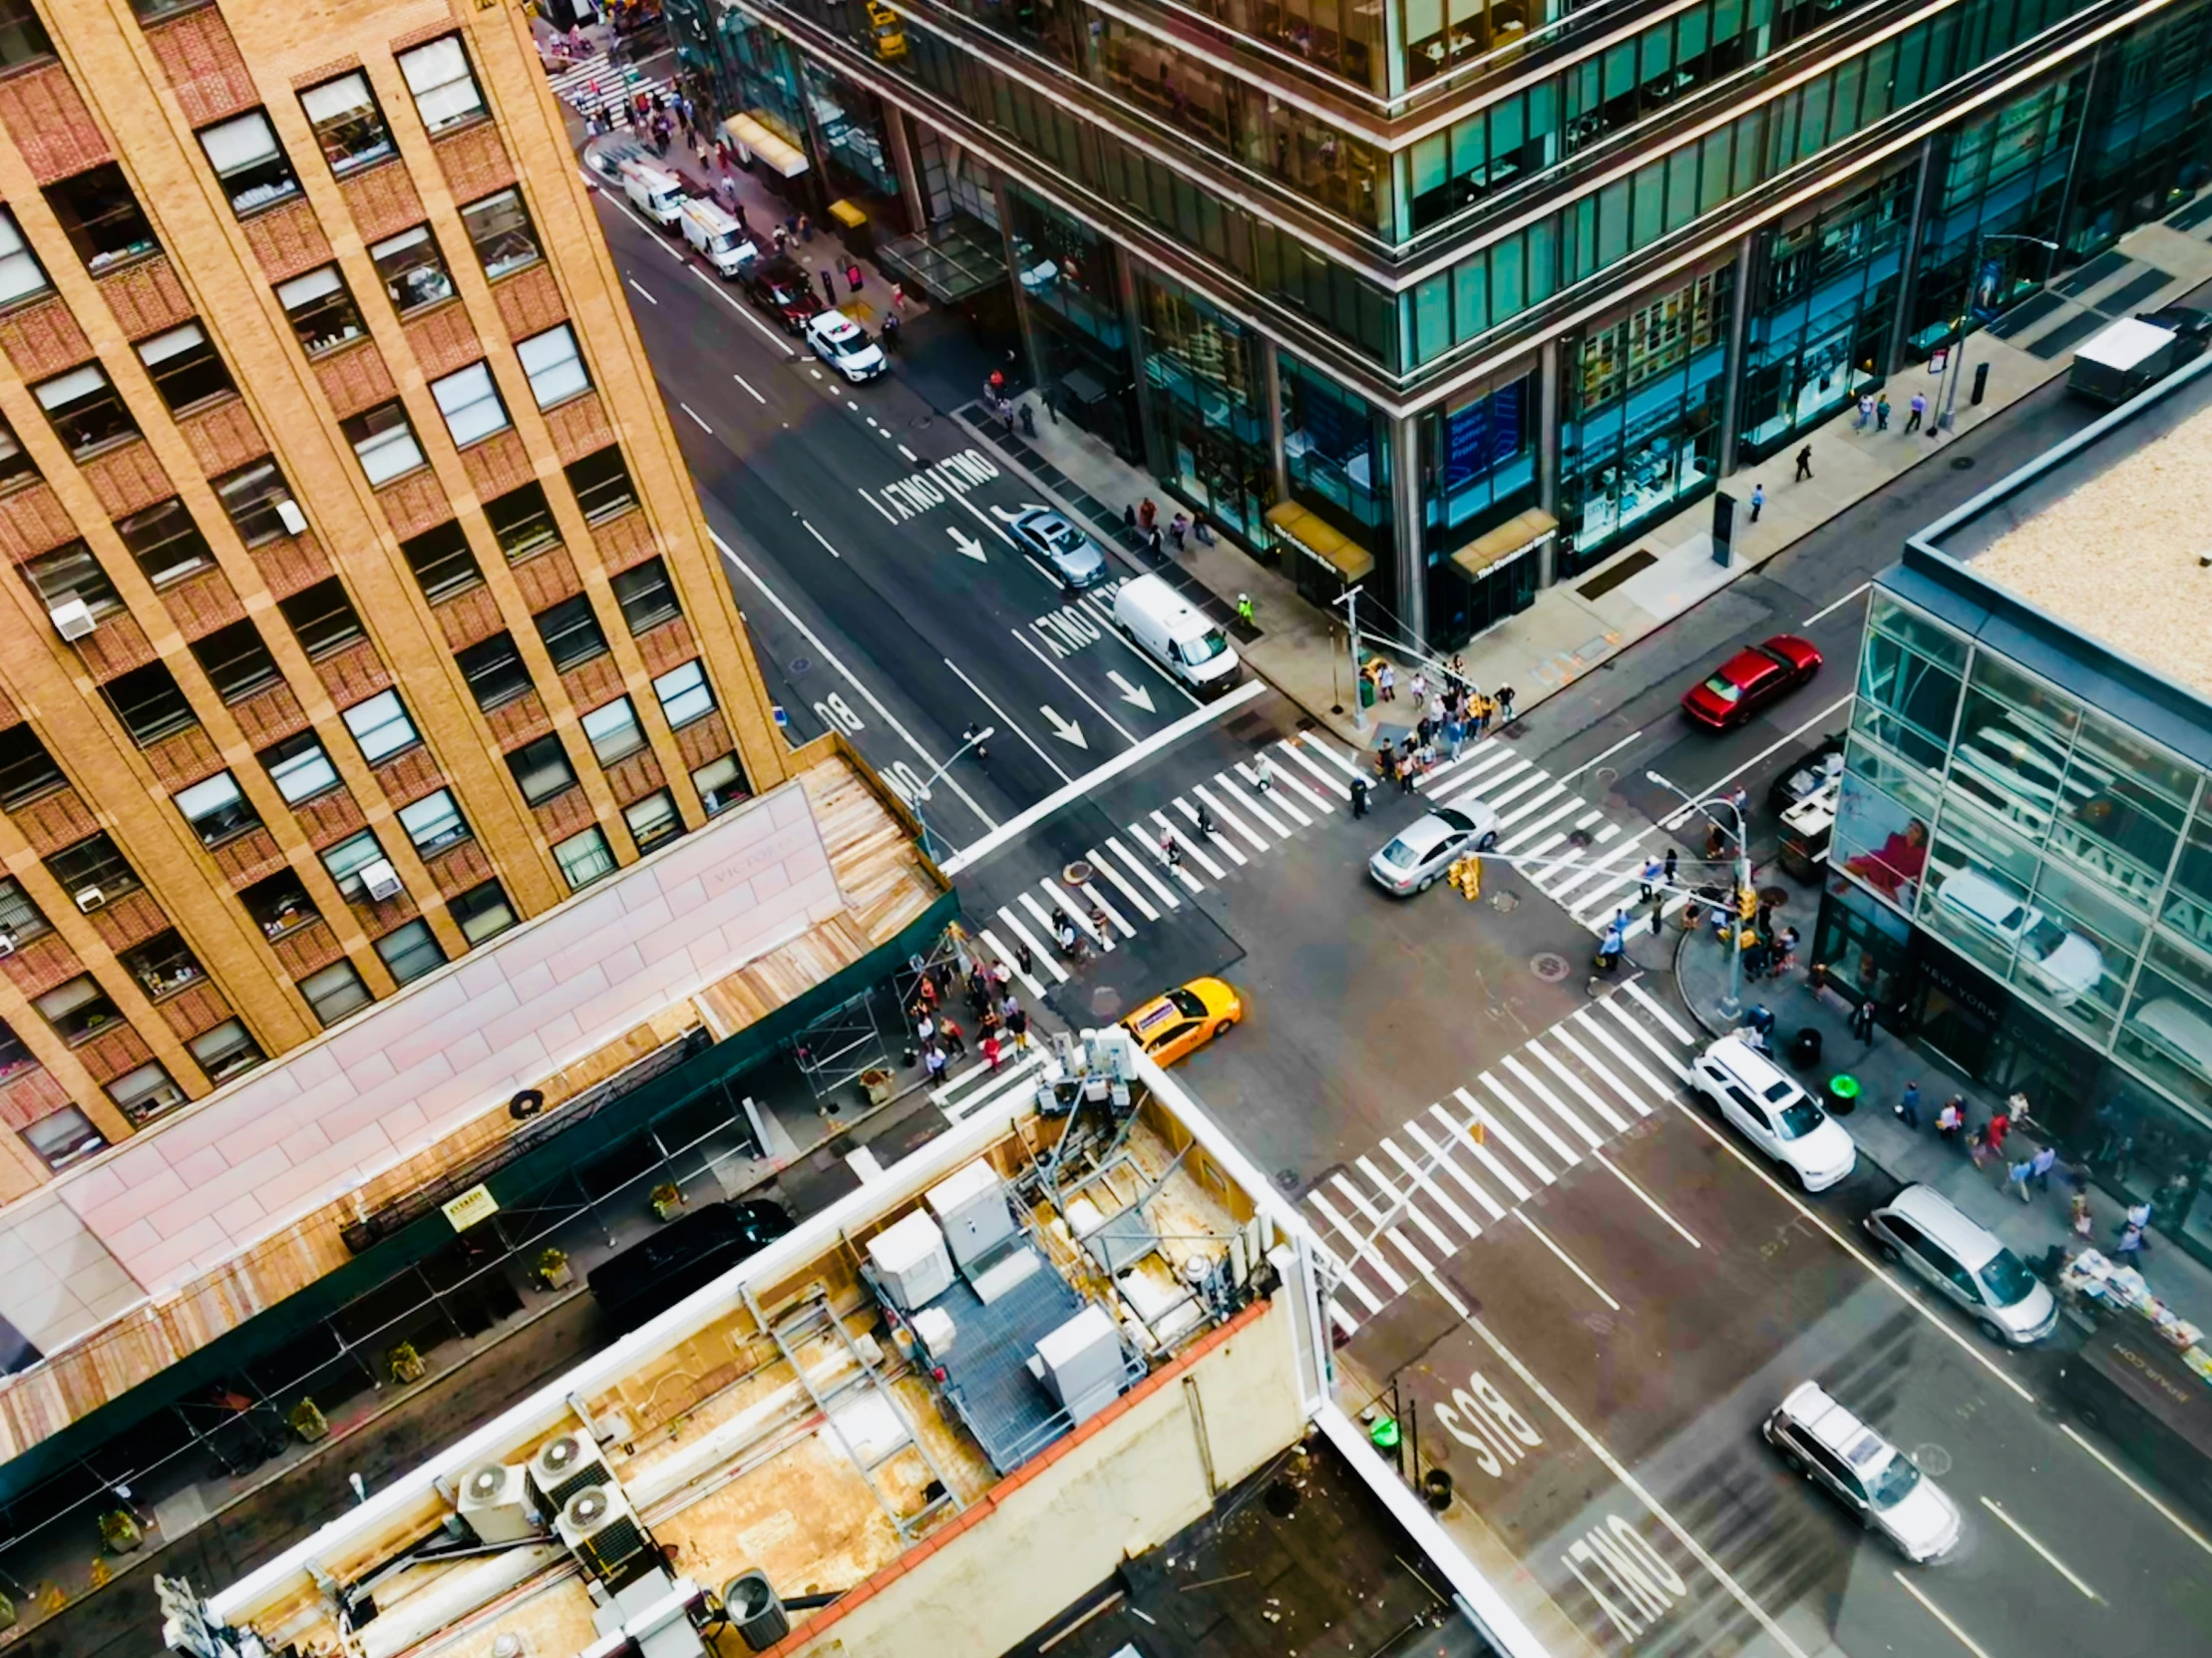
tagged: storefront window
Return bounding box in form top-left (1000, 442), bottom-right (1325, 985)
top-left (1009, 186), bottom-right (1137, 460)
top-left (1833, 745), bottom-right (1936, 914)
top-left (1282, 352), bottom-right (1388, 545)
top-left (1814, 872), bottom-right (1913, 1010)
top-left (1136, 274), bottom-right (1271, 546)
top-left (2018, 855), bottom-right (2144, 1042)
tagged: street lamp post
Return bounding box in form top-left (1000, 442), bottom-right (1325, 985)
top-left (1649, 770), bottom-right (1750, 1022)
top-left (1330, 586), bottom-right (1367, 733)
top-left (1937, 232), bottom-right (2060, 432)
top-left (905, 725), bottom-right (994, 862)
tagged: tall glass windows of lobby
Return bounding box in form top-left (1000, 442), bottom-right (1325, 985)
top-left (1419, 377), bottom-right (1537, 644)
top-left (1739, 169), bottom-right (1911, 457)
top-left (1280, 352), bottom-right (1389, 553)
top-left (1134, 274), bottom-right (1270, 546)
top-left (1559, 267), bottom-right (1729, 573)
top-left (1007, 185), bottom-right (1136, 462)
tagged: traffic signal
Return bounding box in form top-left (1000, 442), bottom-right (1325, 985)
top-left (1736, 885), bottom-right (1757, 920)
top-left (1449, 855), bottom-right (1482, 900)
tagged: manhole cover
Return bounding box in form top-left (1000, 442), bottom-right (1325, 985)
top-left (1489, 890), bottom-right (1519, 913)
top-left (1087, 985), bottom-right (1122, 1018)
top-left (788, 655), bottom-right (814, 676)
top-left (1532, 952), bottom-right (1571, 983)
top-left (1276, 1168), bottom-right (1300, 1191)
top-left (1913, 1443), bottom-right (1954, 1477)
top-left (1063, 859), bottom-right (1094, 886)
top-left (1951, 456), bottom-right (1977, 470)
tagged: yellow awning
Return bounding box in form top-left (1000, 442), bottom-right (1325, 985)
top-left (721, 114), bottom-right (809, 178)
top-left (828, 199), bottom-right (870, 229)
top-left (1450, 507), bottom-right (1556, 581)
top-left (1266, 501), bottom-right (1374, 583)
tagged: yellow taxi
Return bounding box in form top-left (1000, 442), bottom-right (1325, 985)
top-left (1121, 978), bottom-right (1244, 1066)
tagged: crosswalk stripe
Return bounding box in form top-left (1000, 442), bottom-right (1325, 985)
top-left (1105, 835), bottom-right (1180, 910)
top-left (1328, 1300), bottom-right (1360, 1336)
top-left (1192, 781), bottom-right (1273, 849)
top-left (1223, 772), bottom-right (1295, 836)
top-left (1571, 1008), bottom-right (1676, 1103)
top-left (1380, 1136), bottom-right (1480, 1239)
top-left (1304, 1230), bottom-right (1387, 1316)
top-left (1439, 1096), bottom-right (1535, 1200)
top-left (1482, 1072), bottom-right (1582, 1168)
top-left (1080, 881), bottom-right (1136, 937)
top-left (1571, 870), bottom-right (1645, 927)
top-left (1085, 848), bottom-right (1158, 922)
top-left (1150, 811), bottom-right (1225, 878)
top-left (974, 928), bottom-right (1049, 1000)
top-left (1175, 796), bottom-right (1251, 864)
top-left (1498, 788), bottom-right (1576, 840)
top-left (1527, 1038), bottom-right (1632, 1134)
top-left (1404, 1117), bottom-right (1509, 1219)
top-left (1622, 976), bottom-right (1698, 1044)
top-left (1239, 762), bottom-right (1316, 824)
top-left (1472, 768), bottom-right (1555, 815)
top-left (1555, 834), bottom-right (1647, 907)
top-left (993, 909), bottom-right (1068, 984)
top-left (1278, 738), bottom-right (1348, 798)
top-left (1357, 1155), bottom-right (1457, 1256)
top-left (1274, 764), bottom-right (1335, 818)
top-left (1443, 755), bottom-right (1528, 802)
top-left (1457, 1084), bottom-right (1557, 1185)
top-left (1298, 730), bottom-right (1364, 779)
top-left (1502, 1054), bottom-right (1606, 1150)
top-left (1329, 1172), bottom-right (1434, 1276)
top-left (1596, 995), bottom-right (1691, 1081)
top-left (1511, 833), bottom-right (1573, 877)
top-left (1419, 740), bottom-right (1509, 789)
top-left (1306, 1188), bottom-right (1408, 1296)
top-left (1036, 880), bottom-right (1112, 950)
top-left (1550, 1023), bottom-right (1655, 1118)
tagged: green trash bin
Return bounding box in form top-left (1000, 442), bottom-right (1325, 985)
top-left (1826, 1073), bottom-right (1861, 1116)
top-left (1359, 673), bottom-right (1377, 708)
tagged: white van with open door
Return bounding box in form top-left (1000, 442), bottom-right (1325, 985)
top-left (678, 200), bottom-right (757, 276)
top-left (1112, 574), bottom-right (1240, 695)
top-left (619, 161), bottom-right (685, 228)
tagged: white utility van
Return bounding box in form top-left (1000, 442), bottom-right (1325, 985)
top-left (2067, 315), bottom-right (2183, 405)
top-left (620, 162), bottom-right (686, 228)
top-left (678, 201), bottom-right (757, 276)
top-left (1111, 575), bottom-right (1240, 694)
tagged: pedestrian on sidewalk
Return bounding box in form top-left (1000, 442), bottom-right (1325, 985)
top-left (846, 260), bottom-right (864, 293)
top-left (1936, 1096), bottom-right (1964, 1144)
top-left (1015, 938), bottom-right (1034, 978)
top-left (798, 211), bottom-right (813, 242)
top-left (1749, 482), bottom-right (1765, 523)
top-left (940, 1018), bottom-right (966, 1058)
top-left (1907, 390), bottom-right (1927, 433)
top-left (1650, 890), bottom-right (1665, 937)
top-left (2006, 1156), bottom-right (2035, 1202)
top-left (2070, 1189), bottom-right (2094, 1239)
top-left (924, 1042), bottom-right (948, 1082)
top-left (1852, 998), bottom-right (1877, 1045)
top-left (2029, 1143), bottom-right (2058, 1192)
top-left (880, 312), bottom-right (900, 350)
top-left (990, 959), bottom-right (1012, 992)
top-left (892, 281), bottom-right (907, 314)
top-left (1876, 394), bottom-right (1892, 431)
top-left (1794, 444), bottom-right (1814, 481)
top-left (1194, 512), bottom-right (1216, 545)
top-left (1896, 1080), bottom-right (1921, 1129)
top-left (820, 268), bottom-right (838, 306)
top-left (772, 223), bottom-right (789, 252)
top-left (1663, 848), bottom-right (1679, 891)
top-left (1410, 669), bottom-right (1429, 706)
top-left (915, 1009), bottom-right (934, 1046)
top-left (1495, 685), bottom-right (1515, 723)
top-left (1349, 775), bottom-right (1369, 818)
top-left (1377, 661), bottom-right (1396, 701)
top-left (1169, 513), bottom-right (1188, 549)
top-left (2115, 1221), bottom-right (2147, 1265)
top-left (1147, 525), bottom-right (1163, 556)
top-left (1640, 855), bottom-right (1664, 902)
top-left (1987, 1104), bottom-right (2012, 1158)
top-left (1855, 393), bottom-right (1874, 430)
top-left (1236, 593), bottom-right (1256, 627)
top-left (1399, 743), bottom-right (1418, 794)
top-left (1138, 497), bottom-right (1158, 533)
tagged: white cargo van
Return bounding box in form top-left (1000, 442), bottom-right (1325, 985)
top-left (1112, 575), bottom-right (1239, 694)
top-left (2067, 316), bottom-right (2182, 405)
top-left (678, 200), bottom-right (757, 276)
top-left (620, 162), bottom-right (685, 228)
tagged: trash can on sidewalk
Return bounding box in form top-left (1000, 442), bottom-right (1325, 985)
top-left (1790, 1028), bottom-right (1823, 1069)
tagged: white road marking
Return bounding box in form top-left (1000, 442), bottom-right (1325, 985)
top-left (679, 402), bottom-right (711, 432)
top-left (1226, 770), bottom-right (1296, 835)
top-left (1502, 1054), bottom-right (1605, 1150)
top-left (993, 907), bottom-right (1066, 984)
top-left (1304, 1228), bottom-right (1387, 1315)
top-left (1404, 1117), bottom-right (1509, 1219)
top-left (899, 443), bottom-right (919, 461)
top-left (1380, 1136), bottom-right (1480, 1239)
top-left (1189, 782), bottom-right (1270, 851)
top-left (938, 655), bottom-right (1072, 784)
top-left (1619, 977), bottom-right (1698, 1044)
top-left (1556, 729), bottom-right (1646, 784)
top-left (1977, 1497), bottom-right (2098, 1599)
top-left (1328, 1171), bottom-right (1432, 1277)
top-left (1298, 730), bottom-right (1365, 779)
top-left (1038, 878), bottom-right (1111, 949)
top-left (1356, 1153), bottom-right (1458, 1256)
top-left (1172, 797), bottom-right (1247, 867)
top-left (1517, 1214), bottom-right (1620, 1310)
top-left (1527, 1041), bottom-right (1631, 1134)
top-left (1306, 1188), bottom-right (1408, 1297)
top-left (711, 532), bottom-right (993, 833)
top-left (1889, 1573), bottom-right (1994, 1658)
top-left (1802, 580), bottom-right (1872, 627)
top-left (1661, 695), bottom-right (1854, 827)
top-left (1018, 891), bottom-right (1084, 963)
top-left (625, 276), bottom-right (658, 304)
top-left (1104, 835), bottom-right (1180, 909)
top-left (2058, 1425), bottom-right (2212, 1557)
top-left (1277, 738), bottom-right (1348, 798)
top-left (1083, 857), bottom-right (1150, 925)
top-left (1481, 1073), bottom-right (1581, 1168)
top-left (1594, 1151), bottom-right (1700, 1248)
top-left (857, 487), bottom-right (895, 523)
top-left (1009, 628), bottom-right (1137, 745)
top-left (1595, 995), bottom-right (1691, 1081)
top-left (730, 370), bottom-right (768, 404)
top-left (1571, 1009), bottom-right (1675, 1104)
top-left (1451, 1087), bottom-right (1549, 1189)
top-left (1551, 1024), bottom-right (1656, 1118)
top-left (801, 521), bottom-right (840, 559)
top-left (975, 927), bottom-right (1047, 999)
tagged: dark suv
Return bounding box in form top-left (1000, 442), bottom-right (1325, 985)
top-left (743, 255), bottom-right (823, 333)
top-left (588, 1198), bottom-right (794, 1334)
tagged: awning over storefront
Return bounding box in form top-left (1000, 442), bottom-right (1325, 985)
top-left (721, 114), bottom-right (808, 177)
top-left (1266, 501), bottom-right (1374, 583)
top-left (1450, 507), bottom-right (1556, 583)
top-left (877, 214), bottom-right (1008, 304)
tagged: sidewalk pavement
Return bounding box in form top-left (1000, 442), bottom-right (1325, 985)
top-left (1669, 866), bottom-right (2212, 1333)
top-left (973, 215), bottom-right (2212, 753)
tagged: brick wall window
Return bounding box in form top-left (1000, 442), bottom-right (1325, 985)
top-left (298, 958), bottom-right (370, 1027)
top-left (34, 364), bottom-right (141, 459)
top-left (35, 974), bottom-right (122, 1044)
top-left (118, 929), bottom-right (204, 1002)
top-left (43, 165), bottom-right (159, 275)
top-left (0, 877), bottom-right (48, 947)
top-left (457, 631), bottom-right (531, 712)
top-left (0, 1017), bottom-right (34, 1082)
top-left (22, 540), bottom-right (125, 623)
top-left (580, 696), bottom-right (644, 765)
top-left (506, 733), bottom-right (574, 804)
top-left (279, 578), bottom-right (367, 658)
top-left (300, 71), bottom-right (395, 179)
top-left (259, 730), bottom-right (339, 804)
top-left (368, 225), bottom-right (455, 315)
top-left (612, 558), bottom-right (681, 634)
top-left (174, 770), bottom-right (260, 848)
top-left (197, 111), bottom-right (302, 218)
top-left (190, 619), bottom-right (283, 703)
top-left (450, 878), bottom-right (516, 943)
top-left (564, 445), bottom-right (636, 524)
top-left (430, 361), bottom-right (509, 447)
top-left (397, 37), bottom-right (487, 136)
top-left (652, 659), bottom-right (715, 728)
top-left (553, 825), bottom-right (614, 891)
top-left (397, 788), bottom-right (469, 857)
top-left (318, 828), bottom-right (387, 902)
top-left (138, 322), bottom-right (236, 414)
top-left (485, 480), bottom-right (558, 560)
top-left (0, 207), bottom-right (51, 309)
top-left (107, 1060), bottom-right (186, 1124)
top-left (99, 659), bottom-right (200, 746)
top-left (23, 1105), bottom-right (105, 1172)
top-left (624, 788), bottom-right (681, 850)
top-left (129, 0), bottom-right (203, 23)
top-left (340, 400), bottom-right (425, 484)
top-left (401, 520), bottom-right (482, 602)
top-left (118, 498), bottom-right (214, 588)
top-left (0, 413), bottom-right (37, 490)
top-left (277, 265), bottom-right (368, 357)
top-left (0, 0), bottom-right (53, 70)
top-left (516, 324), bottom-right (587, 409)
top-left (341, 687), bottom-right (418, 763)
top-left (188, 1018), bottom-right (263, 1084)
top-left (212, 457), bottom-right (296, 546)
top-left (534, 594), bottom-right (606, 671)
top-left (240, 868), bottom-right (317, 942)
top-left (0, 724), bottom-right (66, 811)
top-left (461, 188), bottom-right (540, 279)
top-left (692, 753), bottom-right (750, 816)
top-left (374, 918), bottom-right (445, 985)
top-left (46, 832), bottom-right (141, 907)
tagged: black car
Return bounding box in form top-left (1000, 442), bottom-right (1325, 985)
top-left (588, 1198), bottom-right (794, 1334)
top-left (2138, 305), bottom-right (2212, 365)
top-left (742, 255), bottom-right (823, 334)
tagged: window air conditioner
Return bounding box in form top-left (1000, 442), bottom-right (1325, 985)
top-left (74, 887), bottom-right (106, 914)
top-left (275, 498), bottom-right (308, 537)
top-left (0, 930), bottom-right (15, 959)
top-left (359, 858), bottom-right (403, 903)
top-left (49, 599), bottom-right (96, 641)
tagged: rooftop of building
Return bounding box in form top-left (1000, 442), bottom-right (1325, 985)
top-left (1900, 350), bottom-right (2212, 767)
top-left (202, 1032), bottom-right (1340, 1658)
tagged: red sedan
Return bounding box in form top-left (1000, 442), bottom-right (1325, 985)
top-left (1681, 634), bottom-right (1823, 730)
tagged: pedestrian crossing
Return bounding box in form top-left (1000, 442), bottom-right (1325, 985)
top-left (931, 1043), bottom-right (1051, 1123)
top-left (546, 53), bottom-right (674, 123)
top-left (1303, 979), bottom-right (1698, 1338)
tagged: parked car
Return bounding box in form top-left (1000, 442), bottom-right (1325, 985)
top-left (1690, 1036), bottom-right (1856, 1190)
top-left (1367, 804), bottom-right (1502, 896)
top-left (1763, 1381), bottom-right (1963, 1562)
top-left (1681, 634), bottom-right (1823, 730)
top-left (1121, 978), bottom-right (1243, 1065)
top-left (1931, 867), bottom-right (2104, 1003)
top-left (743, 255), bottom-right (823, 333)
top-left (1766, 732), bottom-right (1845, 817)
top-left (804, 309), bottom-right (887, 383)
top-left (2138, 304), bottom-right (2212, 361)
top-left (589, 1198), bottom-right (794, 1334)
top-left (1010, 508), bottom-right (1107, 590)
top-left (1865, 1184), bottom-right (2058, 1346)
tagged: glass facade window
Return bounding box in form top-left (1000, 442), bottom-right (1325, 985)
top-left (260, 731), bottom-right (340, 804)
top-left (36, 975), bottom-right (122, 1044)
top-left (566, 446), bottom-right (637, 524)
top-left (1136, 273), bottom-right (1272, 549)
top-left (485, 481), bottom-right (560, 561)
top-left (534, 595), bottom-right (608, 671)
top-left (692, 752), bottom-right (749, 815)
top-left (0, 725), bottom-right (63, 813)
top-left (459, 633), bottom-right (533, 712)
top-left (507, 733), bottom-right (576, 805)
top-left (451, 879), bottom-right (517, 945)
top-left (1282, 351), bottom-right (1390, 553)
top-left (580, 697), bottom-right (646, 765)
top-left (376, 919), bottom-right (447, 986)
top-left (398, 37), bottom-right (487, 135)
top-left (119, 931), bottom-right (204, 1003)
top-left (299, 959), bottom-right (372, 1027)
top-left (398, 789), bottom-right (470, 857)
top-left (369, 226), bottom-right (457, 316)
top-left (0, 207), bottom-right (50, 309)
top-left (553, 826), bottom-right (617, 891)
top-left (611, 558), bottom-right (681, 634)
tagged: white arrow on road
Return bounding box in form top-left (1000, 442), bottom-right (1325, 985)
top-left (1107, 670), bottom-right (1156, 713)
top-left (947, 527), bottom-right (987, 562)
top-left (989, 502), bottom-right (1051, 524)
top-left (1040, 706), bottom-right (1088, 748)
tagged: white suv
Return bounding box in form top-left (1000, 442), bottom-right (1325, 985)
top-left (1690, 1036), bottom-right (1856, 1191)
top-left (1764, 1381), bottom-right (1962, 1562)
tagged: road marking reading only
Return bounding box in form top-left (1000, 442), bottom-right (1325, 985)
top-left (874, 449), bottom-right (1000, 520)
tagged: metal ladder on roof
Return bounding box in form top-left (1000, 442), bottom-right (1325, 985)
top-left (743, 1283), bottom-right (962, 1541)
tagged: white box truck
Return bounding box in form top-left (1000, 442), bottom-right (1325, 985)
top-left (619, 161), bottom-right (686, 229)
top-left (678, 200), bottom-right (757, 276)
top-left (2068, 315), bottom-right (2184, 406)
top-left (1112, 574), bottom-right (1240, 695)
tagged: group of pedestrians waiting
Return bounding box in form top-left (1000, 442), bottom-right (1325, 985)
top-left (911, 957), bottom-right (1032, 1081)
top-left (1368, 666), bottom-right (1516, 797)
